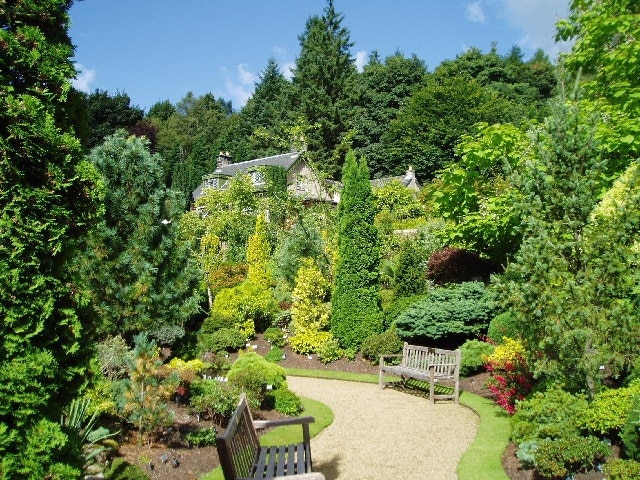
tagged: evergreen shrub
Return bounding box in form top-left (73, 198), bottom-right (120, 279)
top-left (486, 311), bottom-right (521, 344)
top-left (104, 458), bottom-right (149, 480)
top-left (189, 380), bottom-right (240, 424)
top-left (534, 436), bottom-right (609, 479)
top-left (459, 339), bottom-right (495, 376)
top-left (382, 293), bottom-right (427, 330)
top-left (265, 388), bottom-right (303, 416)
top-left (395, 282), bottom-right (498, 344)
top-left (184, 427), bottom-right (217, 447)
top-left (197, 328), bottom-right (246, 354)
top-left (510, 384), bottom-right (588, 445)
top-left (289, 330), bottom-right (332, 356)
top-left (360, 330), bottom-right (404, 365)
top-left (605, 459), bottom-right (640, 480)
top-left (263, 327), bottom-right (286, 348)
top-left (620, 393), bottom-right (640, 461)
top-left (264, 347), bottom-right (284, 363)
top-left (227, 353), bottom-right (287, 408)
top-left (580, 381), bottom-right (640, 436)
top-left (316, 339), bottom-right (344, 364)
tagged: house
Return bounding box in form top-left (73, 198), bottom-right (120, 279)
top-left (192, 151), bottom-right (340, 204)
top-left (192, 151), bottom-right (420, 204)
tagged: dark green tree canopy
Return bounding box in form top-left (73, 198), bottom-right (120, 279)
top-left (83, 89), bottom-right (144, 149)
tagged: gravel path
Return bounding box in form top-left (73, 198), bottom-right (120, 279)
top-left (287, 376), bottom-right (479, 480)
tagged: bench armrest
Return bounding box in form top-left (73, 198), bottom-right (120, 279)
top-left (253, 415), bottom-right (315, 430)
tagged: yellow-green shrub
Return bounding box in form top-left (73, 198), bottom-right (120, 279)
top-left (580, 381), bottom-right (640, 436)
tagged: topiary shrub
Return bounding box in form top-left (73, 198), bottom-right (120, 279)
top-left (360, 330), bottom-right (404, 365)
top-left (534, 436), bottom-right (609, 479)
top-left (426, 247), bottom-right (501, 285)
top-left (265, 388), bottom-right (303, 416)
top-left (510, 384), bottom-right (588, 446)
top-left (486, 311), bottom-right (521, 344)
top-left (580, 381), bottom-right (640, 437)
top-left (263, 327), bottom-right (285, 348)
top-left (620, 393), bottom-right (640, 461)
top-left (395, 282), bottom-right (499, 346)
top-left (459, 339), bottom-right (495, 377)
top-left (227, 352), bottom-right (287, 408)
top-left (316, 339), bottom-right (343, 364)
top-left (197, 328), bottom-right (246, 354)
top-left (605, 458), bottom-right (640, 480)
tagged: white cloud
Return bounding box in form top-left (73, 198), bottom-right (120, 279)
top-left (224, 64), bottom-right (257, 108)
top-left (72, 63), bottom-right (96, 92)
top-left (355, 50), bottom-right (368, 72)
top-left (466, 1), bottom-right (487, 23)
top-left (496, 0), bottom-right (571, 58)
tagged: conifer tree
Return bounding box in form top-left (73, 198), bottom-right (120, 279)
top-left (0, 1), bottom-right (101, 476)
top-left (292, 0), bottom-right (357, 178)
top-left (331, 151), bottom-right (383, 349)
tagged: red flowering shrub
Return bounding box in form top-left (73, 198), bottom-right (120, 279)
top-left (483, 338), bottom-right (533, 414)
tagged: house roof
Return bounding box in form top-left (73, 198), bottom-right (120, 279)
top-left (370, 167), bottom-right (420, 190)
top-left (211, 152), bottom-right (300, 177)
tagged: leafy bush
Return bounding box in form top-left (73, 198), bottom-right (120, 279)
top-left (510, 384), bottom-right (588, 445)
top-left (534, 436), bottom-right (609, 479)
top-left (580, 381), bottom-right (640, 436)
top-left (227, 352), bottom-right (287, 408)
top-left (265, 388), bottom-right (303, 416)
top-left (317, 339), bottom-right (344, 364)
top-left (459, 339), bottom-right (495, 377)
top-left (486, 311), bottom-right (521, 344)
top-left (395, 282), bottom-right (499, 344)
top-left (604, 459), bottom-right (640, 480)
top-left (264, 347), bottom-right (284, 363)
top-left (621, 393), bottom-right (640, 461)
top-left (484, 337), bottom-right (532, 414)
top-left (392, 239), bottom-right (428, 297)
top-left (426, 247), bottom-right (501, 285)
top-left (263, 327), bottom-right (285, 348)
top-left (197, 328), bottom-right (246, 354)
top-left (189, 380), bottom-right (240, 424)
top-left (360, 330), bottom-right (404, 365)
top-left (184, 427), bottom-right (217, 447)
top-left (289, 330), bottom-right (332, 356)
top-left (163, 358), bottom-right (207, 385)
top-left (382, 293), bottom-right (427, 330)
top-left (104, 458), bottom-right (149, 480)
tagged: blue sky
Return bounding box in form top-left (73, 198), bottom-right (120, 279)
top-left (69, 0), bottom-right (570, 112)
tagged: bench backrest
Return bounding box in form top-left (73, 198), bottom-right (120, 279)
top-left (401, 343), bottom-right (460, 377)
top-left (217, 394), bottom-right (260, 480)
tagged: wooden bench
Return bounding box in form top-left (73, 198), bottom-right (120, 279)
top-left (217, 394), bottom-right (321, 480)
top-left (379, 343), bottom-right (461, 404)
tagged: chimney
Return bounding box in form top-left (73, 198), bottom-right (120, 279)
top-left (216, 151), bottom-right (233, 171)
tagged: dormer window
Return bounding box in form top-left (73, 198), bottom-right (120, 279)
top-left (249, 170), bottom-right (265, 186)
top-left (204, 177), bottom-right (218, 189)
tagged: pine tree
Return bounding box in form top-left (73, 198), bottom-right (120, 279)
top-left (331, 151), bottom-right (383, 349)
top-left (292, 0), bottom-right (357, 178)
top-left (0, 1), bottom-right (101, 476)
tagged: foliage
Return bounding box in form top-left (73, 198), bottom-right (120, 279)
top-left (114, 334), bottom-right (175, 444)
top-left (226, 352), bottom-right (287, 408)
top-left (360, 330), bottom-right (404, 365)
top-left (494, 95), bottom-right (636, 394)
top-left (184, 427), bottom-right (218, 447)
top-left (605, 458), bottom-right (640, 480)
top-left (77, 131), bottom-right (202, 340)
top-left (163, 358), bottom-right (207, 384)
top-left (579, 382), bottom-right (640, 436)
top-left (103, 457), bottom-right (149, 480)
top-left (316, 339), bottom-right (344, 364)
top-left (263, 328), bottom-right (286, 348)
top-left (289, 258), bottom-right (332, 354)
top-left (486, 312), bottom-right (521, 344)
top-left (246, 212), bottom-right (271, 285)
top-left (83, 89), bottom-right (144, 149)
top-left (515, 440), bottom-right (538, 469)
top-left (96, 335), bottom-right (132, 381)
top-left (392, 238), bottom-right (428, 297)
top-left (395, 282), bottom-right (499, 344)
top-left (0, 1), bottom-right (102, 476)
top-left (264, 347), bottom-right (284, 363)
top-left (430, 122), bottom-right (528, 263)
top-left (265, 388), bottom-right (303, 416)
top-left (189, 380), bottom-right (241, 424)
top-left (621, 393), bottom-right (640, 461)
top-left (292, 0), bottom-right (357, 177)
top-left (382, 293), bottom-right (427, 330)
top-left (534, 436), bottom-right (609, 479)
top-left (331, 151), bottom-right (383, 349)
top-left (484, 338), bottom-right (533, 414)
top-left (460, 339), bottom-right (495, 377)
top-left (198, 328), bottom-right (247, 355)
top-left (427, 247), bottom-right (501, 285)
top-left (510, 384), bottom-right (588, 446)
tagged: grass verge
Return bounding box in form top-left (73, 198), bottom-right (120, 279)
top-left (200, 396), bottom-right (333, 480)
